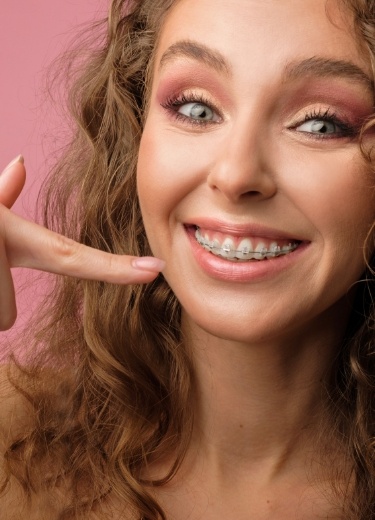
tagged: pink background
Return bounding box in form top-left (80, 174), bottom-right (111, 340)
top-left (0, 1), bottom-right (107, 353)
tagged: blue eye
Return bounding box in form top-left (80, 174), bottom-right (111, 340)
top-left (177, 102), bottom-right (219, 122)
top-left (296, 119), bottom-right (339, 135)
top-left (161, 93), bottom-right (222, 126)
top-left (292, 108), bottom-right (357, 139)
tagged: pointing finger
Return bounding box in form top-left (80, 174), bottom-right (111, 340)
top-left (2, 206), bottom-right (165, 285)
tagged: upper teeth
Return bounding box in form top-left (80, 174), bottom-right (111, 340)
top-left (195, 228), bottom-right (298, 261)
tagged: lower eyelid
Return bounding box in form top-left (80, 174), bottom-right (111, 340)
top-left (173, 111), bottom-right (220, 127)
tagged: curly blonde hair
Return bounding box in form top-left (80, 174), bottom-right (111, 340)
top-left (2, 0), bottom-right (375, 518)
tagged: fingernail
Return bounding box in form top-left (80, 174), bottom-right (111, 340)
top-left (2, 155), bottom-right (24, 174)
top-left (131, 257), bottom-right (166, 272)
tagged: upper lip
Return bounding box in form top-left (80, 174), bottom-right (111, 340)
top-left (184, 218), bottom-right (306, 241)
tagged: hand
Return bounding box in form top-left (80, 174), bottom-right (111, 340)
top-left (0, 156), bottom-right (165, 331)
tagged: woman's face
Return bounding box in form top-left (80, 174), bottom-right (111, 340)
top-left (137, 0), bottom-right (375, 343)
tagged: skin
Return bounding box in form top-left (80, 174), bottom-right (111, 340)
top-left (1, 0), bottom-right (375, 518)
top-left (0, 158), bottom-right (165, 332)
top-left (136, 0), bottom-right (375, 517)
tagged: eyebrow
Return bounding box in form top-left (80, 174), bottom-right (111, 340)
top-left (284, 56), bottom-right (374, 91)
top-left (159, 40), bottom-right (231, 75)
top-left (159, 40), bottom-right (374, 91)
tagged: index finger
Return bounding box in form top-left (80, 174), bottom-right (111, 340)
top-left (3, 206), bottom-right (165, 284)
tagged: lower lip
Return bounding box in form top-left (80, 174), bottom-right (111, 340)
top-left (185, 226), bottom-right (309, 283)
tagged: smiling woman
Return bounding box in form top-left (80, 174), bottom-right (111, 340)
top-left (139, 0), bottom-right (375, 345)
top-left (1, 0), bottom-right (375, 519)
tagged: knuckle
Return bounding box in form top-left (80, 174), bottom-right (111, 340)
top-left (51, 234), bottom-right (81, 264)
top-left (107, 254), bottom-right (115, 274)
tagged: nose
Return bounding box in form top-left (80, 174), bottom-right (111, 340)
top-left (207, 121), bottom-right (277, 203)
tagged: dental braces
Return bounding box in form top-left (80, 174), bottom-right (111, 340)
top-left (195, 230), bottom-right (299, 258)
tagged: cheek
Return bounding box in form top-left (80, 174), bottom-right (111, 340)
top-left (279, 146), bottom-right (375, 244)
top-left (137, 120), bottom-right (219, 219)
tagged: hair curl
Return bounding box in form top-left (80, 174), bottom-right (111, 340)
top-left (2, 0), bottom-right (375, 518)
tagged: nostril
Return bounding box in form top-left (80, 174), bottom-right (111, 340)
top-left (207, 169), bottom-right (277, 202)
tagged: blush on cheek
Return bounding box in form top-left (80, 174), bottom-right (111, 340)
top-left (137, 127), bottom-right (186, 209)
top-left (140, 112), bottom-right (222, 190)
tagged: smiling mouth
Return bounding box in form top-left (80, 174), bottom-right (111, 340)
top-left (195, 226), bottom-right (301, 262)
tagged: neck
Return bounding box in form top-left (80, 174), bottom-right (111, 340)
top-left (182, 306), bottom-right (347, 480)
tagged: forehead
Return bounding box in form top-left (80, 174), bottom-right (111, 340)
top-left (155, 0), bottom-right (371, 82)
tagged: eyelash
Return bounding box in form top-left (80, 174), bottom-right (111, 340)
top-left (161, 92), bottom-right (221, 127)
top-left (294, 107), bottom-right (357, 140)
top-left (161, 93), bottom-right (358, 139)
